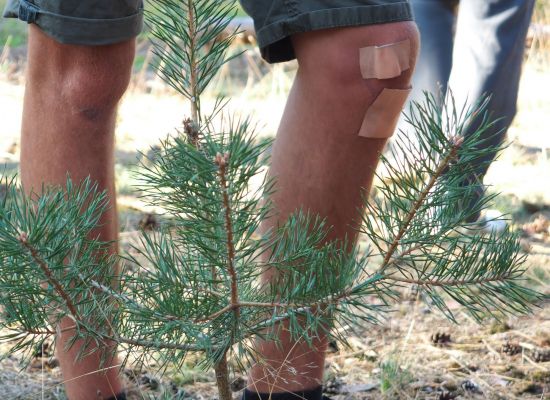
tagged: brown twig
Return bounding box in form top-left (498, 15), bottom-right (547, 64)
top-left (215, 152), bottom-right (240, 318)
top-left (82, 275), bottom-right (187, 324)
top-left (208, 151), bottom-right (240, 400)
top-left (195, 304), bottom-right (234, 323)
top-left (26, 328), bottom-right (56, 335)
top-left (17, 232), bottom-right (79, 318)
top-left (378, 136), bottom-right (463, 275)
top-left (194, 300), bottom-right (307, 324)
top-left (187, 0), bottom-right (199, 123)
top-left (109, 333), bottom-right (200, 352)
top-left (382, 244), bottom-right (424, 271)
top-left (214, 354), bottom-right (232, 400)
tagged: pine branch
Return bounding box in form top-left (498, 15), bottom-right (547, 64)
top-left (195, 304), bottom-right (234, 323)
top-left (17, 231), bottom-right (80, 319)
top-left (196, 296), bottom-right (342, 324)
top-left (19, 328), bottom-right (56, 336)
top-left (380, 244), bottom-right (424, 272)
top-left (186, 0), bottom-right (199, 121)
top-left (109, 332), bottom-right (200, 352)
top-left (214, 355), bottom-right (232, 400)
top-left (215, 152), bottom-right (239, 317)
top-left (148, 0), bottom-right (239, 115)
top-left (13, 239), bottom-right (207, 352)
top-left (387, 273), bottom-right (516, 287)
top-left (377, 135), bottom-right (463, 275)
top-left (82, 274), bottom-right (186, 324)
top-left (197, 272), bottom-right (383, 330)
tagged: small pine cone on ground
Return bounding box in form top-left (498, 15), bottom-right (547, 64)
top-left (532, 348), bottom-right (550, 363)
top-left (431, 332), bottom-right (452, 346)
top-left (139, 213), bottom-right (159, 231)
top-left (327, 340), bottom-right (340, 353)
top-left (502, 341), bottom-right (522, 356)
top-left (461, 380), bottom-right (482, 394)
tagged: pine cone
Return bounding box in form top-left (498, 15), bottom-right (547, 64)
top-left (461, 380), bottom-right (482, 394)
top-left (502, 341), bottom-right (522, 356)
top-left (532, 348), bottom-right (550, 363)
top-left (140, 374), bottom-right (160, 390)
top-left (139, 213), bottom-right (159, 231)
top-left (33, 341), bottom-right (53, 358)
top-left (431, 332), bottom-right (452, 345)
top-left (324, 377), bottom-right (345, 395)
top-left (327, 340), bottom-right (340, 353)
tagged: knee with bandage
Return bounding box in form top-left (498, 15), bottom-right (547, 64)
top-left (358, 36), bottom-right (416, 139)
top-left (294, 22), bottom-right (419, 140)
top-left (357, 24), bottom-right (420, 140)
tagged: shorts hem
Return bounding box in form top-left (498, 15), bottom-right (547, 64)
top-left (256, 3), bottom-right (414, 63)
top-left (3, 2), bottom-right (143, 45)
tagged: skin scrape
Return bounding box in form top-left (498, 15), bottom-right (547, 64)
top-left (359, 39), bottom-right (411, 80)
top-left (358, 87), bottom-right (411, 139)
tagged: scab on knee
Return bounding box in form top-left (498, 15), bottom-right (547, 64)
top-left (357, 38), bottom-right (414, 139)
top-left (78, 107), bottom-right (102, 121)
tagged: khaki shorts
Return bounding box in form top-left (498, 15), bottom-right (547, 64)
top-left (3, 0), bottom-right (412, 63)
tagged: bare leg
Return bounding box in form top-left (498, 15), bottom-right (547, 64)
top-left (248, 22), bottom-right (419, 393)
top-left (21, 26), bottom-right (135, 400)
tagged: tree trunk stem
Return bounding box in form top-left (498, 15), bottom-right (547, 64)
top-left (215, 353), bottom-right (233, 400)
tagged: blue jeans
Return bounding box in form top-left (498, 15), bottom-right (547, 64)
top-left (407, 0), bottom-right (535, 217)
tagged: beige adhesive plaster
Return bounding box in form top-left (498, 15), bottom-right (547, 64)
top-left (358, 87), bottom-right (411, 139)
top-left (359, 39), bottom-right (411, 80)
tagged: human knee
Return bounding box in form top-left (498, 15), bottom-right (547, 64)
top-left (294, 21), bottom-right (420, 89)
top-left (60, 64), bottom-right (132, 121)
top-left (28, 27), bottom-right (135, 121)
top-left (60, 48), bottom-right (134, 121)
top-left (293, 22), bottom-right (419, 139)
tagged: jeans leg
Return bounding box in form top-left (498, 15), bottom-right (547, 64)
top-left (408, 0), bottom-right (458, 105)
top-left (449, 0), bottom-right (535, 181)
top-left (395, 0), bottom-right (456, 150)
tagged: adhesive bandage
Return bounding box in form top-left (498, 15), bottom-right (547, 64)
top-left (358, 87), bottom-right (411, 139)
top-left (359, 39), bottom-right (411, 80)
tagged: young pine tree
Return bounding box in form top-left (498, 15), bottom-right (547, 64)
top-left (0, 1), bottom-right (543, 399)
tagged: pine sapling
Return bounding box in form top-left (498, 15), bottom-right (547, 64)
top-left (0, 1), bottom-right (544, 399)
